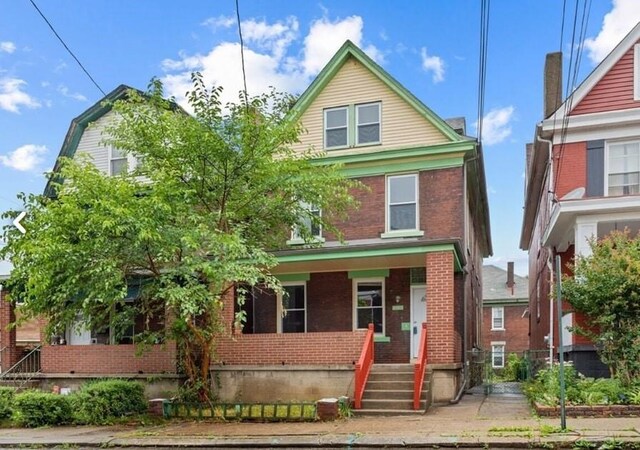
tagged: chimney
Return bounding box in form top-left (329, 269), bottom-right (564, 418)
top-left (506, 262), bottom-right (515, 293)
top-left (544, 52), bottom-right (562, 119)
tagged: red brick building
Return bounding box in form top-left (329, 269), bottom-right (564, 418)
top-left (521, 23), bottom-right (640, 377)
top-left (481, 263), bottom-right (528, 369)
top-left (3, 41), bottom-right (492, 409)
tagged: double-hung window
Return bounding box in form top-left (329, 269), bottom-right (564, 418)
top-left (387, 174), bottom-right (419, 231)
top-left (110, 147), bottom-right (128, 175)
top-left (491, 306), bottom-right (504, 330)
top-left (292, 204), bottom-right (322, 241)
top-left (491, 343), bottom-right (505, 368)
top-left (356, 102), bottom-right (381, 145)
top-left (607, 141), bottom-right (640, 196)
top-left (354, 279), bottom-right (384, 333)
top-left (324, 107), bottom-right (348, 149)
top-left (281, 283), bottom-right (306, 333)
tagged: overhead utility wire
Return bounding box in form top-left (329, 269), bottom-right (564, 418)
top-left (28, 0), bottom-right (106, 97)
top-left (476, 0), bottom-right (490, 144)
top-left (235, 0), bottom-right (249, 110)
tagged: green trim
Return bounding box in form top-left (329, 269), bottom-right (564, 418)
top-left (288, 40), bottom-right (462, 143)
top-left (341, 156), bottom-right (464, 178)
top-left (277, 273), bottom-right (311, 282)
top-left (276, 243), bottom-right (463, 272)
top-left (315, 141), bottom-right (475, 165)
top-left (348, 269), bottom-right (390, 279)
top-left (374, 335), bottom-right (391, 343)
top-left (348, 104), bottom-right (356, 147)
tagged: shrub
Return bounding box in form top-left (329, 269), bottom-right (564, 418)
top-left (0, 387), bottom-right (15, 420)
top-left (502, 354), bottom-right (526, 381)
top-left (13, 391), bottom-right (72, 427)
top-left (72, 379), bottom-right (147, 424)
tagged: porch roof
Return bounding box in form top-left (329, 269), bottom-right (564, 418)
top-left (271, 239), bottom-right (464, 275)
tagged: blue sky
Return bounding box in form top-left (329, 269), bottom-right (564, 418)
top-left (1, 0), bottom-right (638, 277)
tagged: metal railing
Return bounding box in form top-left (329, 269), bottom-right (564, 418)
top-left (413, 322), bottom-right (428, 410)
top-left (0, 345), bottom-right (41, 389)
top-left (354, 324), bottom-right (375, 409)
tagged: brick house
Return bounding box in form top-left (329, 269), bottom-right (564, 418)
top-left (481, 262), bottom-right (528, 369)
top-left (4, 41), bottom-right (491, 409)
top-left (521, 23), bottom-right (640, 377)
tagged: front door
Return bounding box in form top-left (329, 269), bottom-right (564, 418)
top-left (411, 286), bottom-right (427, 358)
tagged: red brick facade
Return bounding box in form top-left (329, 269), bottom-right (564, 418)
top-left (40, 343), bottom-right (177, 374)
top-left (426, 251), bottom-right (457, 364)
top-left (0, 290), bottom-right (19, 371)
top-left (482, 304), bottom-right (529, 354)
top-left (553, 142), bottom-right (587, 199)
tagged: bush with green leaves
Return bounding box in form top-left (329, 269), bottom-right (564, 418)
top-left (0, 387), bottom-right (15, 419)
top-left (13, 391), bottom-right (72, 427)
top-left (502, 353), bottom-right (527, 381)
top-left (71, 379), bottom-right (147, 424)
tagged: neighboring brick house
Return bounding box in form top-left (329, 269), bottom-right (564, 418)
top-left (481, 263), bottom-right (528, 369)
top-left (521, 23), bottom-right (640, 377)
top-left (4, 41), bottom-right (492, 407)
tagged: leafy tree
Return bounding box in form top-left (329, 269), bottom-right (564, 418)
top-left (1, 75), bottom-right (359, 401)
top-left (562, 230), bottom-right (640, 386)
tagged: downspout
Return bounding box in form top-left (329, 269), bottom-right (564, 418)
top-left (537, 134), bottom-right (555, 365)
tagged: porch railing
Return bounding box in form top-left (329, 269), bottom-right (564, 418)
top-left (413, 322), bottom-right (427, 410)
top-left (354, 323), bottom-right (375, 409)
top-left (0, 345), bottom-right (41, 389)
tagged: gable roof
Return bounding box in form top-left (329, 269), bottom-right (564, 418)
top-left (546, 21), bottom-right (640, 124)
top-left (289, 40), bottom-right (464, 143)
top-left (43, 84), bottom-right (139, 197)
top-left (482, 265), bottom-right (528, 302)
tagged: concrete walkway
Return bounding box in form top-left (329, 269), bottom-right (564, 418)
top-left (0, 390), bottom-right (639, 448)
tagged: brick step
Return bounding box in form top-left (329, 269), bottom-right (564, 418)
top-left (363, 389), bottom-right (428, 400)
top-left (354, 408), bottom-right (425, 416)
top-left (360, 398), bottom-right (426, 410)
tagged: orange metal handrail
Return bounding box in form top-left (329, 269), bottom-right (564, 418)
top-left (354, 323), bottom-right (375, 409)
top-left (413, 322), bottom-right (428, 410)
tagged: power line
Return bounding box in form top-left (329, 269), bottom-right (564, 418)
top-left (235, 0), bottom-right (249, 110)
top-left (28, 0), bottom-right (106, 97)
top-left (476, 0), bottom-right (491, 144)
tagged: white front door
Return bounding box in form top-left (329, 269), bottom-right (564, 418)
top-left (411, 286), bottom-right (427, 358)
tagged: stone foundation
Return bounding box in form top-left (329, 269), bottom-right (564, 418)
top-left (34, 373), bottom-right (183, 398)
top-left (429, 363), bottom-right (463, 403)
top-left (535, 402), bottom-right (640, 417)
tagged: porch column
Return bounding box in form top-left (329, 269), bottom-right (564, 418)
top-left (426, 251), bottom-right (456, 364)
top-left (0, 289), bottom-right (18, 371)
top-left (574, 219), bottom-right (597, 257)
top-left (221, 284), bottom-right (237, 334)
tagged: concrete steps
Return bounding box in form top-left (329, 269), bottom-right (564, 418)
top-left (355, 363), bottom-right (431, 416)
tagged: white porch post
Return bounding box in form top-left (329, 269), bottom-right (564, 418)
top-left (574, 219), bottom-right (598, 257)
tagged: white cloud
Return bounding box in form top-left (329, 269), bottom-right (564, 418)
top-left (583, 0), bottom-right (640, 64)
top-left (0, 78), bottom-right (41, 113)
top-left (161, 15), bottom-right (382, 110)
top-left (420, 47), bottom-right (445, 83)
top-left (0, 144), bottom-right (48, 171)
top-left (475, 106), bottom-right (515, 146)
top-left (0, 41), bottom-right (16, 54)
top-left (201, 15), bottom-right (235, 30)
top-left (57, 84), bottom-right (87, 102)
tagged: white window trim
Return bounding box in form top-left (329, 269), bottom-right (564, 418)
top-left (109, 146), bottom-right (137, 176)
top-left (277, 282), bottom-right (307, 333)
top-left (491, 341), bottom-right (506, 368)
top-left (634, 44), bottom-right (640, 101)
top-left (355, 102), bottom-right (381, 146)
top-left (491, 306), bottom-right (505, 331)
top-left (385, 173), bottom-right (420, 234)
top-left (604, 139), bottom-right (640, 197)
top-left (352, 278), bottom-right (385, 335)
top-left (288, 205), bottom-right (324, 245)
top-left (324, 106), bottom-right (349, 150)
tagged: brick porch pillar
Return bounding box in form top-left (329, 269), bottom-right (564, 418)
top-left (426, 251), bottom-right (456, 364)
top-left (221, 284), bottom-right (236, 334)
top-left (0, 289), bottom-right (18, 371)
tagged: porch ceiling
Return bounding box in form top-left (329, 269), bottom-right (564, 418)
top-left (271, 241), bottom-right (463, 275)
top-left (543, 196), bottom-right (640, 248)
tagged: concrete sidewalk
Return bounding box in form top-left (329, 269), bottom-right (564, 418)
top-left (0, 391), bottom-right (638, 448)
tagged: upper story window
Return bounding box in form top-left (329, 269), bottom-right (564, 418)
top-left (492, 306), bottom-right (505, 330)
top-left (290, 204), bottom-right (322, 243)
top-left (324, 107), bottom-right (348, 149)
top-left (280, 283), bottom-right (306, 333)
top-left (356, 102), bottom-right (381, 145)
top-left (387, 174), bottom-right (418, 232)
top-left (110, 147), bottom-right (128, 175)
top-left (607, 141), bottom-right (640, 196)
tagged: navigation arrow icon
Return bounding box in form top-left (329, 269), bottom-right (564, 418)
top-left (13, 211), bottom-right (26, 234)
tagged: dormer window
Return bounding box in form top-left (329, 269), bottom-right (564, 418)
top-left (356, 102), bottom-right (381, 145)
top-left (324, 107), bottom-right (348, 149)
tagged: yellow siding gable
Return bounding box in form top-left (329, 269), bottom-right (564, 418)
top-left (291, 55), bottom-right (451, 156)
